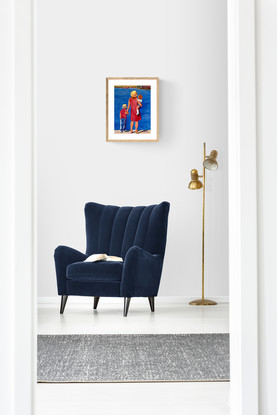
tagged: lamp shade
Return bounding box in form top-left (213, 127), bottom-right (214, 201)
top-left (203, 150), bottom-right (218, 171)
top-left (188, 169), bottom-right (203, 190)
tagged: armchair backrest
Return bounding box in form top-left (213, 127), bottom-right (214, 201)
top-left (85, 202), bottom-right (170, 258)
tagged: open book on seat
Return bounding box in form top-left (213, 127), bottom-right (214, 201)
top-left (84, 253), bottom-right (123, 263)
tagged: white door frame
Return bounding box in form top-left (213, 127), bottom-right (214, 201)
top-left (1, 1), bottom-right (35, 415)
top-left (227, 0), bottom-right (258, 413)
top-left (1, 0), bottom-right (258, 414)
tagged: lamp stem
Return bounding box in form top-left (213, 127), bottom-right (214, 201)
top-left (202, 142), bottom-right (206, 300)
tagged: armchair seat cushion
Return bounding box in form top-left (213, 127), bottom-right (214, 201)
top-left (66, 261), bottom-right (123, 283)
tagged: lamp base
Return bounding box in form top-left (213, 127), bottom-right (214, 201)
top-left (189, 298), bottom-right (217, 306)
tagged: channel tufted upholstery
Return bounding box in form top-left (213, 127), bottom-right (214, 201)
top-left (54, 201), bottom-right (170, 316)
top-left (85, 202), bottom-right (169, 258)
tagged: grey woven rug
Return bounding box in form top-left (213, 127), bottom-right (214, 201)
top-left (37, 334), bottom-right (229, 383)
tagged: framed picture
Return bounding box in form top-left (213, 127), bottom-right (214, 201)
top-left (106, 77), bottom-right (159, 142)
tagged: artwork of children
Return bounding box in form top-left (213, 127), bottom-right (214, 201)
top-left (106, 78), bottom-right (159, 142)
top-left (114, 86), bottom-right (151, 134)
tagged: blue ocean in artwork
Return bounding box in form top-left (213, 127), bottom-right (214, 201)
top-left (114, 87), bottom-right (151, 131)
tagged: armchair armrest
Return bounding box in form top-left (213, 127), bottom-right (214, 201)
top-left (120, 246), bottom-right (163, 298)
top-left (54, 245), bottom-right (87, 295)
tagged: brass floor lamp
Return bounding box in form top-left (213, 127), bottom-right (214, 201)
top-left (188, 142), bottom-right (218, 306)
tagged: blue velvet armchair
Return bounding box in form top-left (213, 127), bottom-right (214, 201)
top-left (54, 201), bottom-right (170, 316)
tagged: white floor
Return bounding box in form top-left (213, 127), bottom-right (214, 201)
top-left (37, 298), bottom-right (230, 415)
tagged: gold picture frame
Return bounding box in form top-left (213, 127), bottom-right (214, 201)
top-left (106, 77), bottom-right (159, 142)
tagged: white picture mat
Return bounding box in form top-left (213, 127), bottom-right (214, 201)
top-left (107, 78), bottom-right (158, 141)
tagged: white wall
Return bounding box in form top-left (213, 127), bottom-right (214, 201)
top-left (37, 0), bottom-right (228, 298)
top-left (256, 0), bottom-right (277, 413)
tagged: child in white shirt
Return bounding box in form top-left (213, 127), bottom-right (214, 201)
top-left (136, 95), bottom-right (142, 115)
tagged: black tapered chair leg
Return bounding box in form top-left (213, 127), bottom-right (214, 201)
top-left (148, 296), bottom-right (155, 312)
top-left (60, 295), bottom-right (68, 314)
top-left (94, 296), bottom-right (100, 310)
top-left (123, 297), bottom-right (131, 317)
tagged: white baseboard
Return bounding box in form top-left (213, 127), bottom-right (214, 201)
top-left (37, 296), bottom-right (229, 305)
